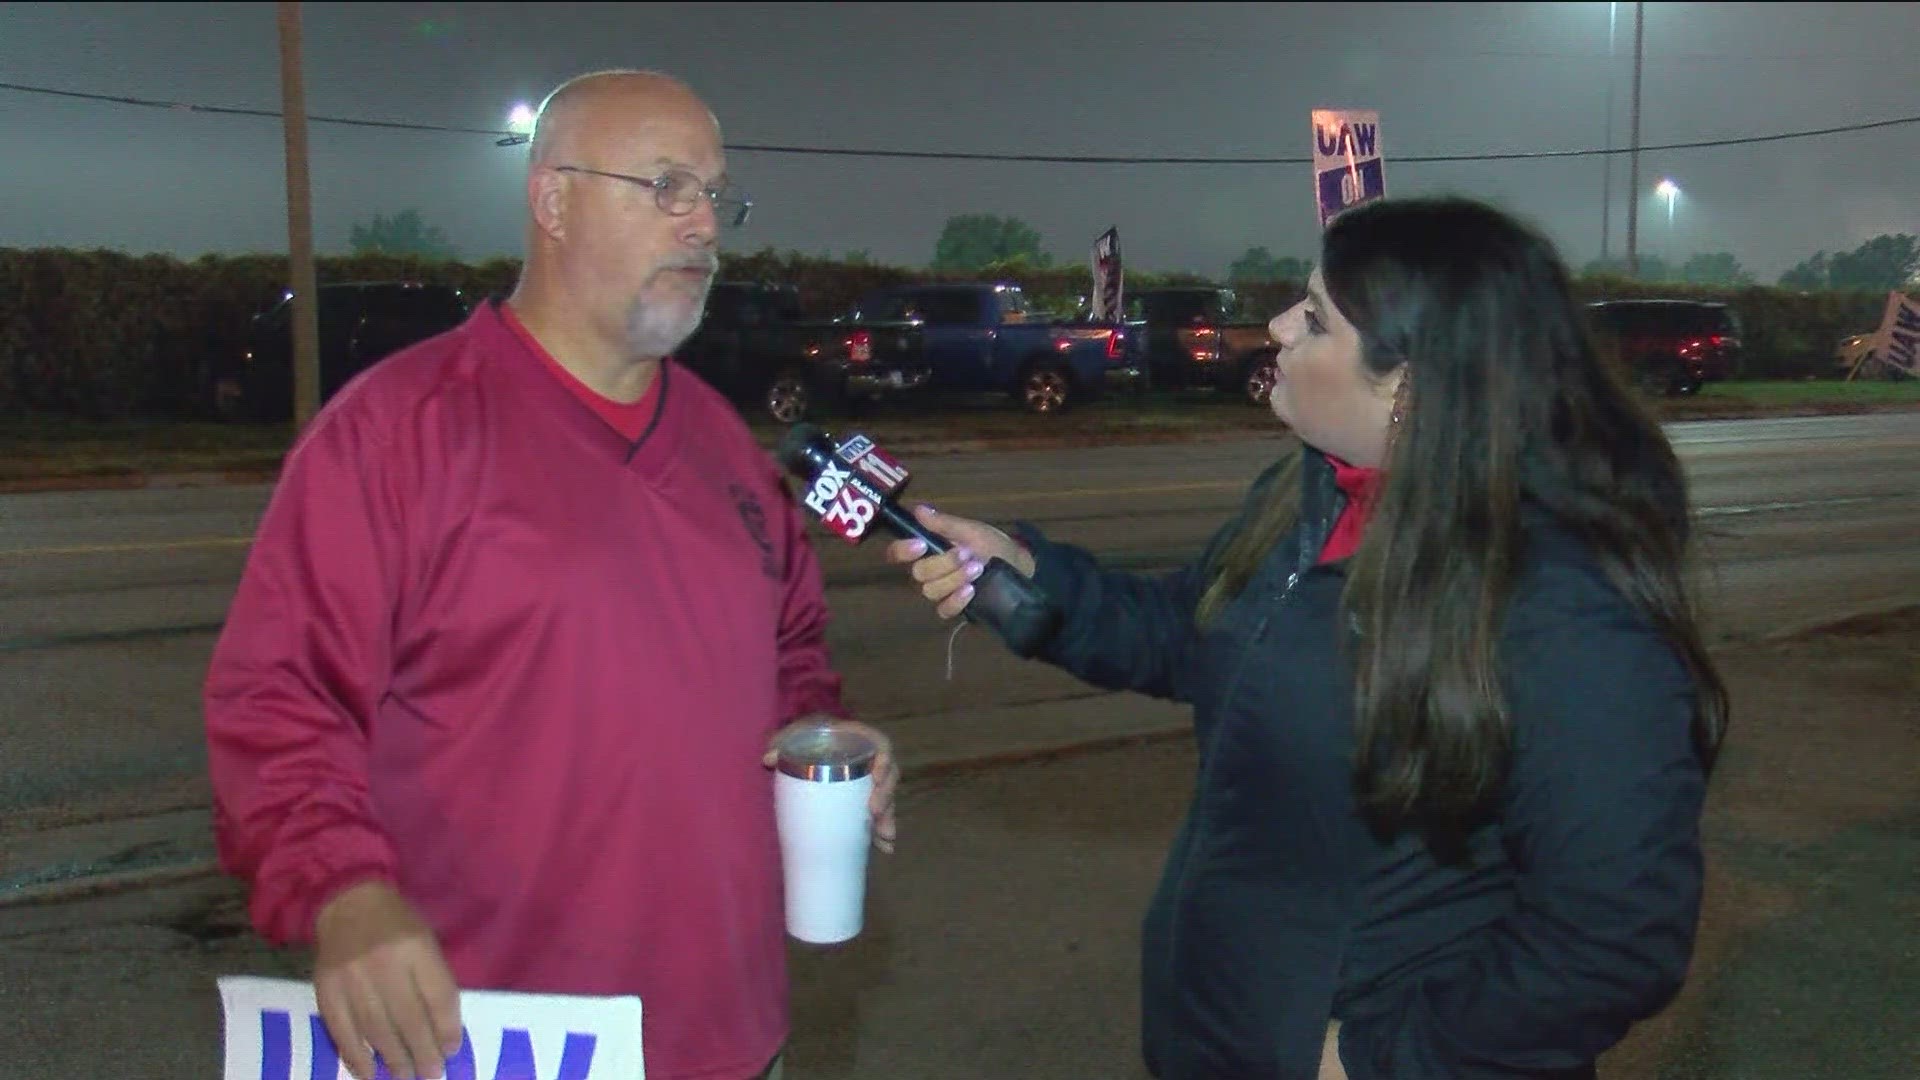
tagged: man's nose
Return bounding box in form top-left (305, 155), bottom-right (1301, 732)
top-left (679, 199), bottom-right (719, 247)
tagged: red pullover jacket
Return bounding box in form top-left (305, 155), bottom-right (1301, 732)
top-left (204, 300), bottom-right (847, 1079)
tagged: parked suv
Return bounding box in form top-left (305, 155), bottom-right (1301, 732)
top-left (215, 281), bottom-right (471, 420)
top-left (1585, 299), bottom-right (1741, 396)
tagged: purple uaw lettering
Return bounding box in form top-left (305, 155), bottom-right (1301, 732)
top-left (255, 1012), bottom-right (597, 1080)
top-left (439, 1028), bottom-right (598, 1080)
top-left (1315, 121), bottom-right (1378, 159)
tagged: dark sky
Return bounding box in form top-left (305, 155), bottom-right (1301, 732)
top-left (2, 2), bottom-right (1914, 280)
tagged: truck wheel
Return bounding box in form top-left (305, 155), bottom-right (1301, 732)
top-left (1633, 357), bottom-right (1690, 398)
top-left (1019, 360), bottom-right (1074, 415)
top-left (765, 370), bottom-right (812, 424)
top-left (1243, 353), bottom-right (1279, 406)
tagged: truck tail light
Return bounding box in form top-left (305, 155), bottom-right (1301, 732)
top-left (1106, 330), bottom-right (1126, 360)
top-left (846, 330), bottom-right (872, 363)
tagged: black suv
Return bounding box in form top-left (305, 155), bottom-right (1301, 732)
top-left (215, 281), bottom-right (471, 420)
top-left (1585, 299), bottom-right (1741, 396)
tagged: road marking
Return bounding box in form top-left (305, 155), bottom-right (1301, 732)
top-left (0, 485), bottom-right (1907, 561)
top-left (1695, 495), bottom-right (1888, 518)
top-left (0, 535), bottom-right (252, 559)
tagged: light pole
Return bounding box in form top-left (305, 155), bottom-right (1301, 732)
top-left (1625, 0), bottom-right (1645, 277)
top-left (277, 1), bottom-right (319, 431)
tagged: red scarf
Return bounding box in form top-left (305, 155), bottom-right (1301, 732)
top-left (1317, 456), bottom-right (1384, 564)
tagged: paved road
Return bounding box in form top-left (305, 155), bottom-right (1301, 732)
top-left (2, 414), bottom-right (1918, 895)
top-left (1, 414), bottom-right (1917, 1078)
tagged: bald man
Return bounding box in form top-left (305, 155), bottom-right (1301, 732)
top-left (205, 70), bottom-right (895, 1080)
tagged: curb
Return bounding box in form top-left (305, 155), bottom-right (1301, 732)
top-left (0, 724), bottom-right (1193, 911)
top-left (1754, 600), bottom-right (1920, 645)
top-left (898, 724), bottom-right (1191, 782)
top-left (0, 858), bottom-right (224, 910)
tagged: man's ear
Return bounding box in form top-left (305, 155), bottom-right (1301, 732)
top-left (529, 167), bottom-right (566, 242)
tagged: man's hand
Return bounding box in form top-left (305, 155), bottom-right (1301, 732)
top-left (764, 717), bottom-right (899, 854)
top-left (313, 880), bottom-right (464, 1080)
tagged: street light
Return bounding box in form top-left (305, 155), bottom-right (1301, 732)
top-left (1656, 178), bottom-right (1680, 223)
top-left (497, 102), bottom-right (536, 146)
top-left (1655, 179), bottom-right (1681, 261)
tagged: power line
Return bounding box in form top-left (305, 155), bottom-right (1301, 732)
top-left (3, 78), bottom-right (1917, 165)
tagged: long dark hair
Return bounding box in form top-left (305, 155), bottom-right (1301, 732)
top-left (1198, 197), bottom-right (1728, 859)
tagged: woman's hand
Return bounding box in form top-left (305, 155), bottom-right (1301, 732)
top-left (1319, 1021), bottom-right (1348, 1080)
top-left (883, 505), bottom-right (1034, 620)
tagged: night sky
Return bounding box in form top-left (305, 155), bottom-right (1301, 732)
top-left (2, 2), bottom-right (1914, 279)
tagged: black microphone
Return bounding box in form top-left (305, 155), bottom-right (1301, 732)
top-left (778, 422), bottom-right (1062, 658)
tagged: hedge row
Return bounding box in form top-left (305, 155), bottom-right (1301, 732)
top-left (0, 246), bottom-right (1890, 418)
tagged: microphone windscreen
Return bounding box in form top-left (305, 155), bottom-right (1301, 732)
top-left (777, 422), bottom-right (828, 476)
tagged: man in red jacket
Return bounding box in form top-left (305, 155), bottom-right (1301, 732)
top-left (204, 69), bottom-right (895, 1080)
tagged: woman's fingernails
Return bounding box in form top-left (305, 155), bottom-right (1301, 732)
top-left (954, 545), bottom-right (972, 562)
top-left (964, 560), bottom-right (985, 581)
top-left (906, 539), bottom-right (928, 558)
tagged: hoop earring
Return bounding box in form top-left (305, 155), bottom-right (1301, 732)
top-left (1389, 368), bottom-right (1411, 428)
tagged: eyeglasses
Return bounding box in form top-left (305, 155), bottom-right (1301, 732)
top-left (554, 165), bottom-right (753, 229)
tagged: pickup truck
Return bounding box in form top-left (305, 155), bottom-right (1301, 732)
top-left (676, 282), bottom-right (928, 423)
top-left (843, 282), bottom-right (1144, 414)
top-left (1124, 286), bottom-right (1280, 405)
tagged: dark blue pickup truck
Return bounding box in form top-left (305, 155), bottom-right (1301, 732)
top-left (844, 282), bottom-right (1144, 414)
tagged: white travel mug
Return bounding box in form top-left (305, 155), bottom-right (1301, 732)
top-left (771, 719), bottom-right (879, 944)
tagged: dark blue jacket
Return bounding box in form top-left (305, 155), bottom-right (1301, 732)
top-left (1012, 446), bottom-right (1708, 1079)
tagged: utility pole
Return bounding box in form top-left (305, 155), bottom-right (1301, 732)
top-left (277, 1), bottom-right (320, 430)
top-left (1601, 1), bottom-right (1617, 264)
top-left (1625, 0), bottom-right (1645, 278)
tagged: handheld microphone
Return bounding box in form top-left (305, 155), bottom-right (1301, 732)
top-left (777, 422), bottom-right (1062, 658)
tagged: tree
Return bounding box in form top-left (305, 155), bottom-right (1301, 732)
top-left (1228, 247), bottom-right (1312, 283)
top-left (1581, 255), bottom-right (1675, 282)
top-left (349, 209), bottom-right (457, 260)
top-left (1679, 252), bottom-right (1753, 287)
top-left (1827, 234), bottom-right (1919, 292)
top-left (1778, 252), bottom-right (1830, 291)
top-left (931, 214), bottom-right (1051, 271)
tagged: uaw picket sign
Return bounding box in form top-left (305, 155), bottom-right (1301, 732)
top-left (1090, 226), bottom-right (1123, 323)
top-left (1871, 290), bottom-right (1919, 377)
top-left (1311, 109), bottom-right (1386, 227)
top-left (218, 976), bottom-right (644, 1080)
